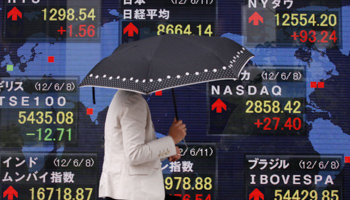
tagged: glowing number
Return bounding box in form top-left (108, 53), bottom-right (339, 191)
top-left (284, 101), bottom-right (301, 113)
top-left (272, 101), bottom-right (280, 113)
top-left (299, 30), bottom-right (307, 43)
top-left (282, 13), bottom-right (290, 26)
top-left (166, 24), bottom-right (174, 34)
top-left (47, 188), bottom-right (54, 200)
top-left (308, 30), bottom-right (316, 43)
top-left (67, 8), bottom-right (75, 21)
top-left (184, 25), bottom-right (192, 35)
top-left (63, 188), bottom-right (72, 200)
top-left (299, 14), bottom-right (307, 26)
top-left (254, 100), bottom-right (262, 113)
top-left (204, 24), bottom-right (213, 37)
top-left (88, 9), bottom-right (96, 21)
top-left (175, 24), bottom-right (183, 34)
top-left (28, 111), bottom-right (35, 124)
top-left (46, 96), bottom-right (54, 106)
top-left (329, 30), bottom-right (338, 43)
top-left (49, 8), bottom-right (57, 21)
top-left (58, 8), bottom-right (66, 21)
top-left (310, 190), bottom-right (318, 200)
top-left (44, 128), bottom-right (53, 141)
top-left (79, 8), bottom-right (87, 21)
top-left (275, 13), bottom-right (280, 26)
top-left (320, 14), bottom-right (337, 27)
top-left (292, 190), bottom-right (300, 200)
top-left (76, 188), bottom-right (84, 200)
top-left (88, 25), bottom-right (96, 37)
top-left (58, 96), bottom-right (66, 106)
top-left (293, 101), bottom-right (301, 113)
top-left (56, 188), bottom-right (61, 200)
top-left (322, 190), bottom-right (330, 200)
top-left (308, 14), bottom-right (317, 26)
top-left (85, 188), bottom-right (93, 200)
top-left (183, 177), bottom-right (191, 190)
top-left (37, 188), bottom-right (45, 200)
top-left (283, 190), bottom-right (291, 200)
top-left (263, 118), bottom-right (272, 130)
top-left (36, 111), bottom-right (44, 124)
top-left (291, 13), bottom-right (299, 26)
top-left (246, 100), bottom-right (254, 113)
top-left (293, 118), bottom-right (302, 130)
top-left (320, 14), bottom-right (328, 26)
top-left (195, 177), bottom-right (203, 190)
top-left (42, 8), bottom-right (47, 20)
top-left (165, 177), bottom-right (173, 190)
top-left (45, 111), bottom-right (53, 124)
top-left (57, 112), bottom-right (65, 124)
top-left (301, 190), bottom-right (308, 200)
top-left (157, 24), bottom-right (165, 35)
top-left (204, 177), bottom-right (212, 190)
top-left (321, 30), bottom-right (329, 43)
top-left (66, 111), bottom-right (74, 124)
top-left (174, 177), bottom-right (182, 190)
top-left (57, 128), bottom-right (65, 141)
top-left (328, 14), bottom-right (337, 26)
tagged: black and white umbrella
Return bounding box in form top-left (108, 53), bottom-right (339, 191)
top-left (80, 34), bottom-right (254, 120)
top-left (80, 34), bottom-right (254, 94)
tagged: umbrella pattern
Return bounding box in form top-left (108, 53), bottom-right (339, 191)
top-left (80, 34), bottom-right (254, 94)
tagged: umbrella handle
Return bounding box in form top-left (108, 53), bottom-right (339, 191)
top-left (92, 87), bottom-right (96, 104)
top-left (171, 89), bottom-right (179, 121)
top-left (171, 89), bottom-right (188, 149)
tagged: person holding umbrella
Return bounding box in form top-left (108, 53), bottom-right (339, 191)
top-left (80, 34), bottom-right (254, 200)
top-left (100, 90), bottom-right (186, 200)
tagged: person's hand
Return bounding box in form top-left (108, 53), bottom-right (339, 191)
top-left (168, 118), bottom-right (186, 144)
top-left (168, 146), bottom-right (181, 162)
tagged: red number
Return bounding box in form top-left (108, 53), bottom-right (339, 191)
top-left (79, 25), bottom-right (87, 37)
top-left (299, 30), bottom-right (308, 42)
top-left (308, 30), bottom-right (316, 43)
top-left (284, 118), bottom-right (293, 130)
top-left (329, 30), bottom-right (338, 43)
top-left (293, 117), bottom-right (302, 130)
top-left (88, 25), bottom-right (95, 37)
top-left (320, 30), bottom-right (328, 43)
top-left (183, 194), bottom-right (191, 200)
top-left (297, 29), bottom-right (337, 44)
top-left (263, 118), bottom-right (271, 130)
top-left (68, 25), bottom-right (73, 37)
top-left (196, 194), bottom-right (203, 200)
top-left (284, 117), bottom-right (302, 130)
top-left (273, 117), bottom-right (280, 130)
top-left (205, 194), bottom-right (212, 200)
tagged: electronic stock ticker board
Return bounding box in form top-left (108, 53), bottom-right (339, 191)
top-left (0, 0), bottom-right (350, 199)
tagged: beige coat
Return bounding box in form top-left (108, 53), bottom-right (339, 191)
top-left (99, 90), bottom-right (176, 200)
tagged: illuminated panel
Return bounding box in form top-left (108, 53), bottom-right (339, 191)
top-left (120, 0), bottom-right (216, 43)
top-left (245, 155), bottom-right (343, 200)
top-left (1, 153), bottom-right (97, 199)
top-left (163, 144), bottom-right (216, 200)
top-left (275, 10), bottom-right (341, 46)
top-left (209, 66), bottom-right (306, 135)
top-left (0, 77), bottom-right (78, 145)
top-left (243, 1), bottom-right (341, 47)
top-left (3, 0), bottom-right (100, 42)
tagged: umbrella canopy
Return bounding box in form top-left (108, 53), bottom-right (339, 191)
top-left (80, 34), bottom-right (254, 94)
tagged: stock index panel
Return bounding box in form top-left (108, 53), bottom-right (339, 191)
top-left (0, 0), bottom-right (349, 200)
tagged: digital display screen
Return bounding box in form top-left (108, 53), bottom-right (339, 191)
top-left (0, 0), bottom-right (349, 199)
